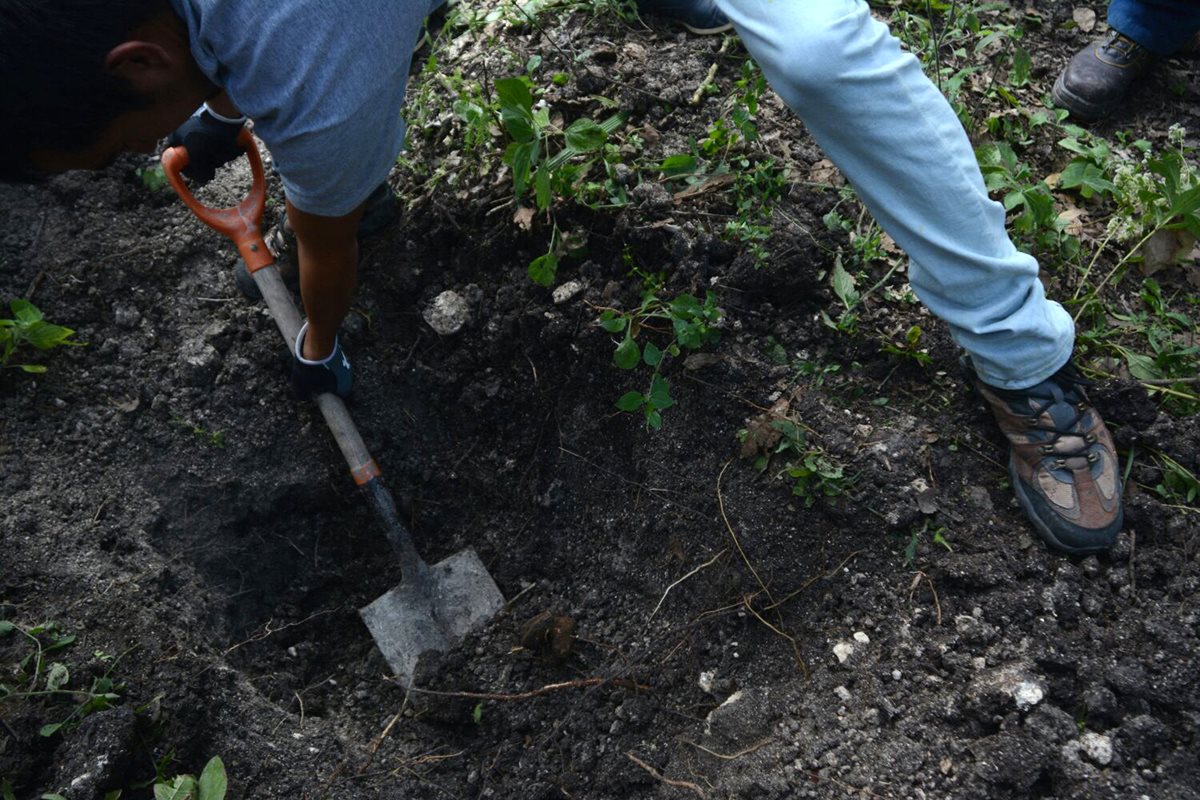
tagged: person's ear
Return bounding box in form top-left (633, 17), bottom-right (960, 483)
top-left (105, 41), bottom-right (175, 94)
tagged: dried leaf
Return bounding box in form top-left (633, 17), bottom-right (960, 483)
top-left (1058, 206), bottom-right (1086, 237)
top-left (513, 206), bottom-right (535, 231)
top-left (808, 158), bottom-right (843, 186)
top-left (740, 397), bottom-right (791, 458)
top-left (1073, 7), bottom-right (1097, 32)
top-left (1139, 228), bottom-right (1196, 276)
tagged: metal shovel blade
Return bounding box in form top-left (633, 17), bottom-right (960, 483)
top-left (359, 548), bottom-right (505, 687)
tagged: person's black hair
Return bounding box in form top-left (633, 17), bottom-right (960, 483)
top-left (0, 0), bottom-right (166, 181)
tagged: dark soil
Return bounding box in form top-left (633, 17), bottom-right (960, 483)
top-left (2, 3), bottom-right (1199, 798)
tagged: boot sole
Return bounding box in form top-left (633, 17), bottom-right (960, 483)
top-left (1051, 73), bottom-right (1113, 122)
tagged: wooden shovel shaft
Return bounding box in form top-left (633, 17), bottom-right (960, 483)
top-left (251, 266), bottom-right (428, 577)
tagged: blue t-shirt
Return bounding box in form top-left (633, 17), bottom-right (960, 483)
top-left (169, 0), bottom-right (432, 216)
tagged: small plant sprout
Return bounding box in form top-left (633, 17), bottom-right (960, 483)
top-left (1, 299), bottom-right (80, 374)
top-left (602, 279), bottom-right (722, 430)
top-left (882, 325), bottom-right (933, 367)
top-left (738, 399), bottom-right (855, 507)
top-left (904, 522), bottom-right (953, 567)
top-left (154, 756), bottom-right (228, 800)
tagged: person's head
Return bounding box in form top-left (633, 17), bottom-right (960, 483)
top-left (0, 0), bottom-right (215, 181)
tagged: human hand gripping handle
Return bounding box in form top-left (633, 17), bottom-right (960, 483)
top-left (165, 104), bottom-right (247, 184)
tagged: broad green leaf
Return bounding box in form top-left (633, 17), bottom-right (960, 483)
top-left (155, 777), bottom-right (198, 800)
top-left (646, 409), bottom-right (663, 430)
top-left (39, 723), bottom-right (63, 737)
top-left (504, 141), bottom-right (538, 197)
top-left (669, 294), bottom-right (701, 317)
top-left (1010, 47), bottom-right (1031, 86)
top-left (24, 323), bottom-right (76, 350)
top-left (17, 364), bottom-right (47, 373)
top-left (599, 312), bottom-right (627, 334)
top-left (495, 78), bottom-right (534, 140)
top-left (0, 621), bottom-right (14, 636)
top-left (830, 258), bottom-right (860, 311)
top-left (642, 341), bottom-right (662, 367)
top-left (564, 119), bottom-right (607, 153)
top-left (616, 391), bottom-right (644, 412)
top-left (534, 167), bottom-right (551, 211)
top-left (1124, 351), bottom-right (1164, 382)
top-left (648, 374), bottom-right (674, 411)
top-left (10, 299), bottom-right (43, 324)
top-left (614, 337), bottom-right (640, 370)
top-left (659, 154), bottom-right (696, 176)
top-left (198, 757), bottom-right (227, 800)
top-left (527, 252), bottom-right (558, 287)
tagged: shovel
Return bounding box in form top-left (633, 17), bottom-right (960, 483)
top-left (162, 130), bottom-right (505, 686)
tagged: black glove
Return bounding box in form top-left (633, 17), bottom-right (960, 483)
top-left (165, 107), bottom-right (246, 184)
top-left (291, 322), bottom-right (353, 400)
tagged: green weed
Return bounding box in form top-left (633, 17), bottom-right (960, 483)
top-left (904, 521), bottom-right (952, 566)
top-left (154, 756), bottom-right (228, 800)
top-left (0, 620), bottom-right (122, 738)
top-left (1, 299), bottom-right (80, 374)
top-left (602, 269), bottom-right (722, 429)
top-left (882, 324), bottom-right (933, 367)
top-left (739, 410), bottom-right (854, 506)
top-left (975, 140), bottom-right (1078, 259)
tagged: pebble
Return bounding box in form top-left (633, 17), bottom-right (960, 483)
top-left (834, 686), bottom-right (852, 702)
top-left (853, 631), bottom-right (870, 644)
top-left (423, 290), bottom-right (472, 335)
top-left (1014, 681), bottom-right (1045, 710)
top-left (1080, 732), bottom-right (1113, 766)
top-left (552, 280), bottom-right (586, 305)
top-left (833, 642), bottom-right (855, 663)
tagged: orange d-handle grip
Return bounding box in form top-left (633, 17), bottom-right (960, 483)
top-left (161, 127), bottom-right (274, 273)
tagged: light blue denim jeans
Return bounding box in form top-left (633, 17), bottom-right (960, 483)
top-left (715, 0), bottom-right (1075, 390)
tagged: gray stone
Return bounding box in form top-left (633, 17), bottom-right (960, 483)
top-left (423, 290), bottom-right (473, 335)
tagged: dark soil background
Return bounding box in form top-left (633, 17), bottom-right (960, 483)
top-left (2, 2), bottom-right (1199, 798)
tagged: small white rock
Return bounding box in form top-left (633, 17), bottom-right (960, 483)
top-left (833, 642), bottom-right (855, 663)
top-left (853, 631), bottom-right (870, 644)
top-left (698, 670), bottom-right (716, 693)
top-left (1081, 732), bottom-right (1113, 766)
top-left (1013, 681), bottom-right (1045, 710)
top-left (552, 280), bottom-right (586, 305)
top-left (834, 685), bottom-right (852, 702)
top-left (892, 669), bottom-right (902, 681)
top-left (423, 290), bottom-right (472, 335)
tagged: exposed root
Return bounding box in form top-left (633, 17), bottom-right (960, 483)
top-left (626, 752), bottom-right (707, 798)
top-left (651, 549), bottom-right (729, 620)
top-left (682, 737), bottom-right (772, 761)
top-left (908, 571), bottom-right (943, 626)
top-left (401, 676), bottom-right (650, 701)
top-left (716, 460), bottom-right (808, 675)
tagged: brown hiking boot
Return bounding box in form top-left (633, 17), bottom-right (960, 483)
top-left (964, 358), bottom-right (1123, 555)
top-left (1052, 30), bottom-right (1154, 121)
